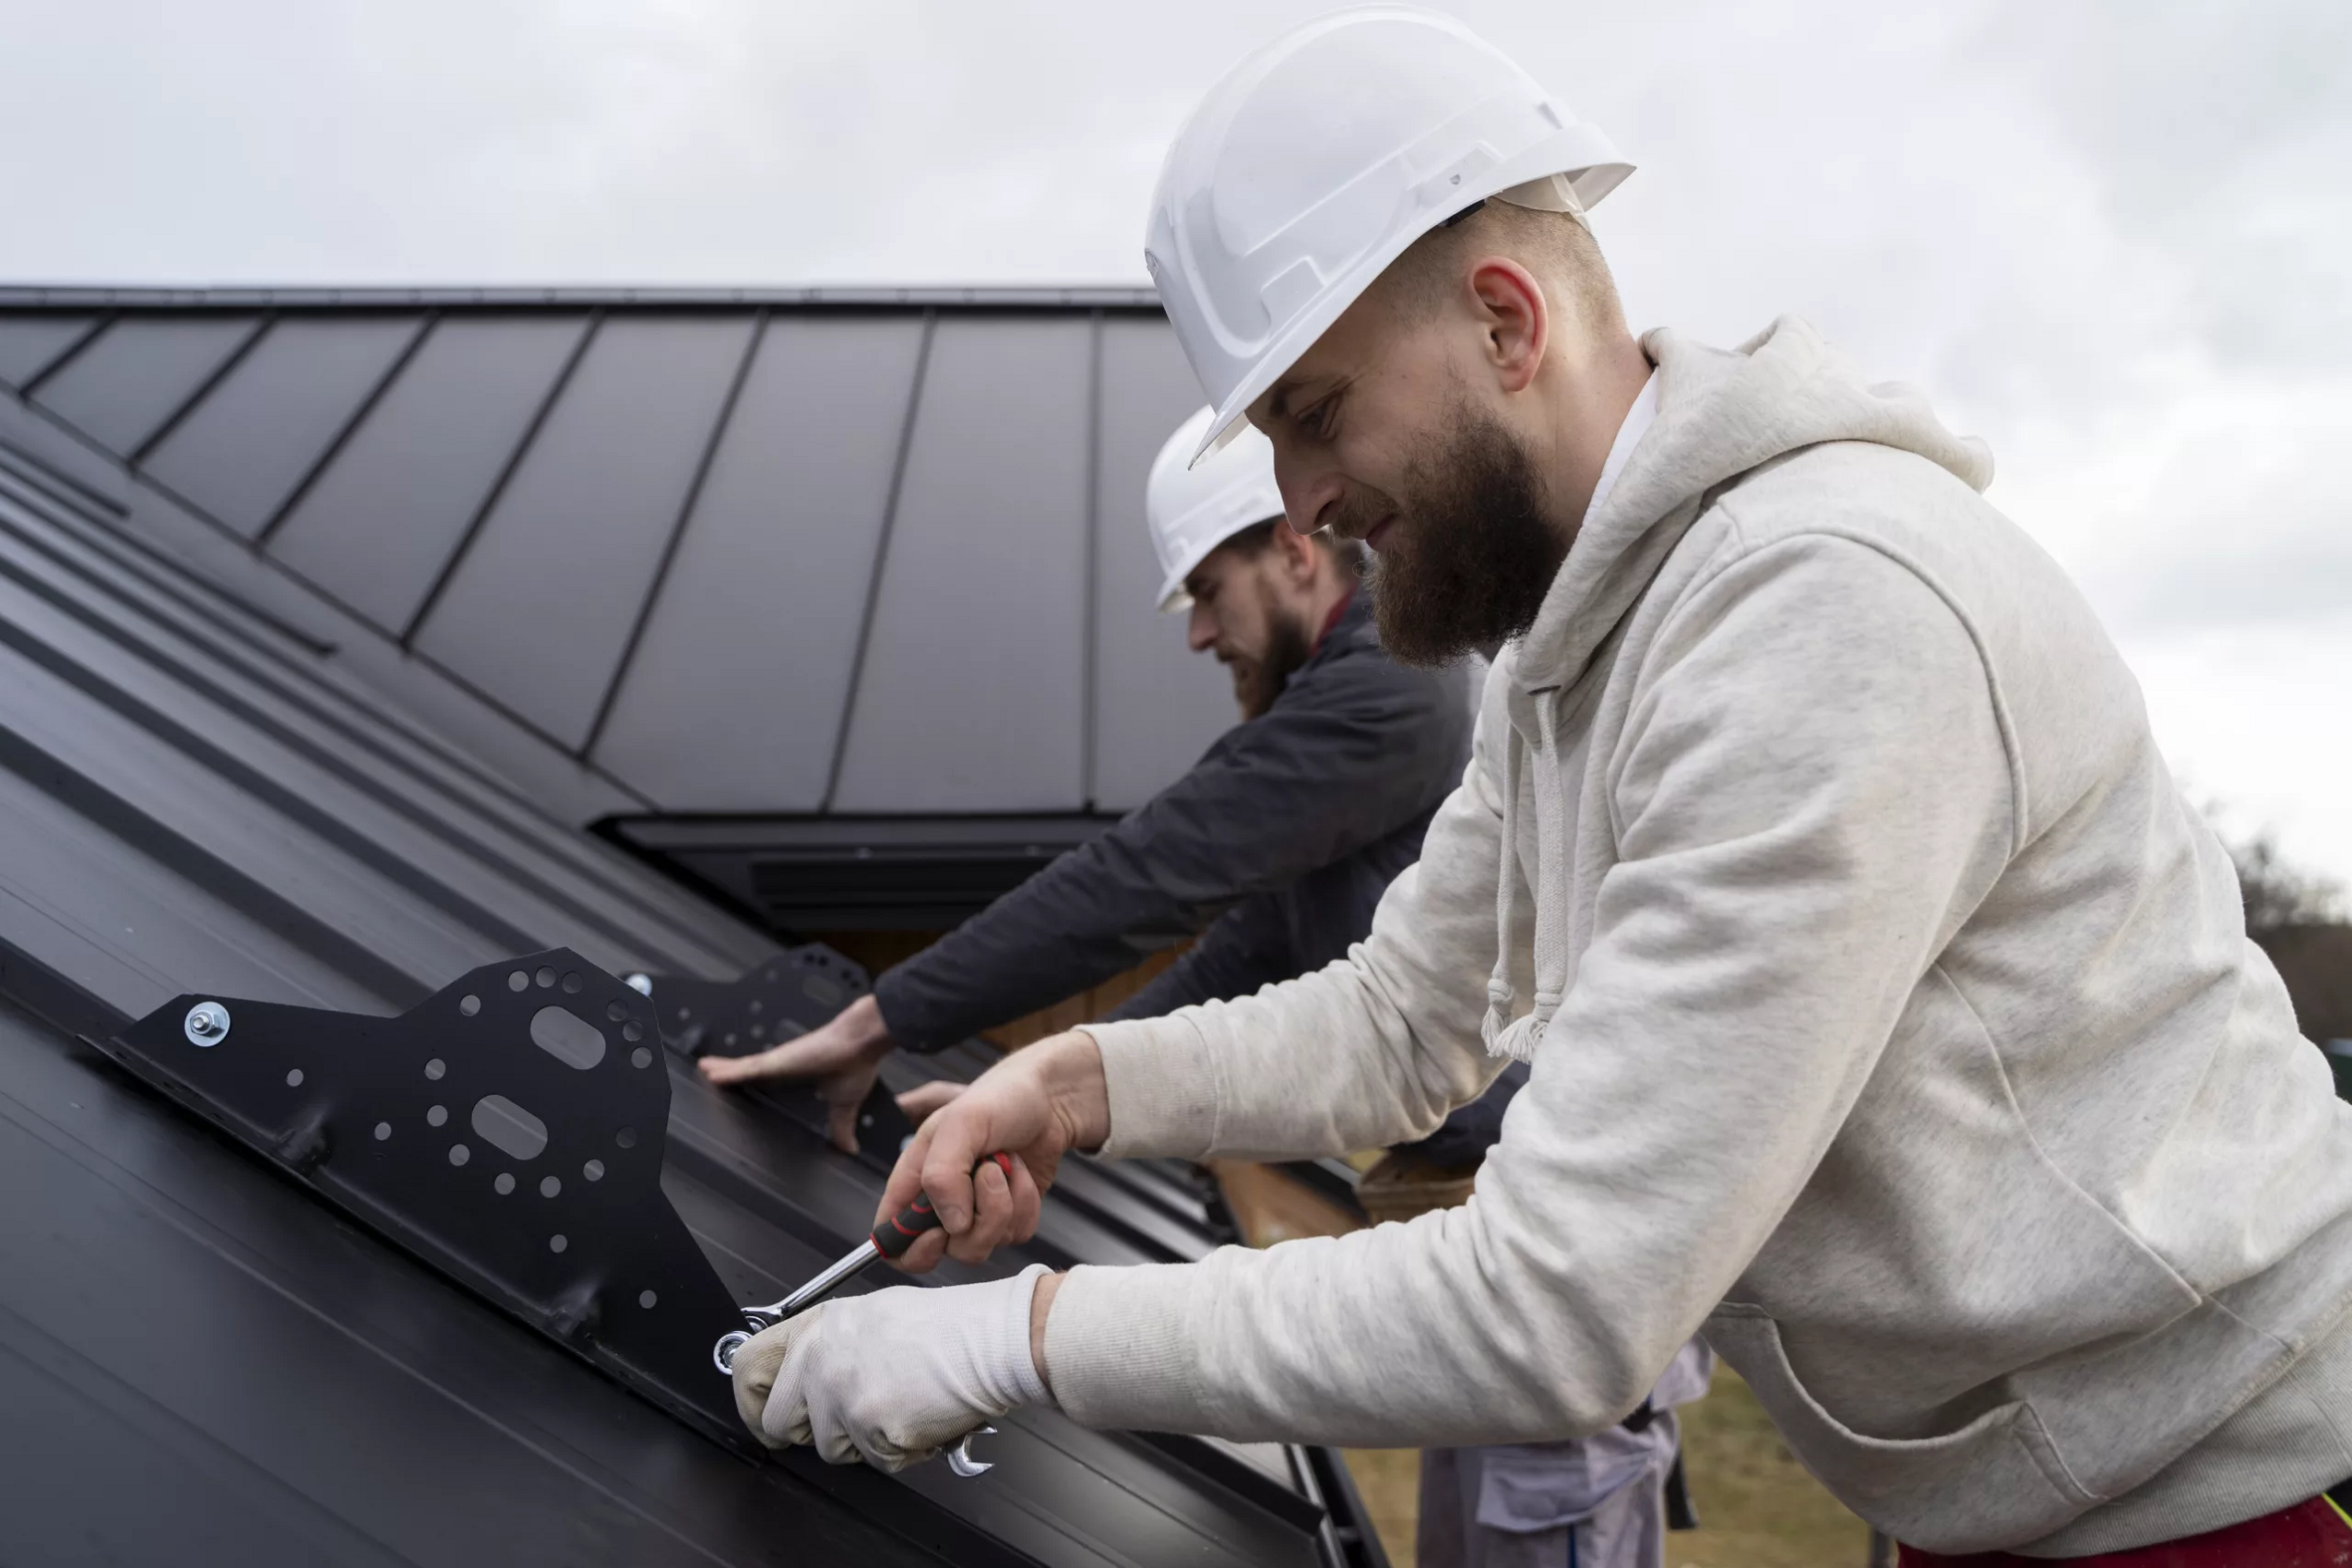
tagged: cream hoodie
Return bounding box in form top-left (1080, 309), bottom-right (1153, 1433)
top-left (1045, 318), bottom-right (2352, 1556)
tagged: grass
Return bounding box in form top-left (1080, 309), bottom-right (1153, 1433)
top-left (1342, 1367), bottom-right (1872, 1568)
top-left (1338, 1446), bottom-right (1423, 1562)
top-left (1670, 1366), bottom-right (1874, 1568)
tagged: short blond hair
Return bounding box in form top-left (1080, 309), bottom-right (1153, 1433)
top-left (1380, 200), bottom-right (1624, 335)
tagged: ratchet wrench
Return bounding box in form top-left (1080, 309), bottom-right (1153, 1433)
top-left (714, 1152), bottom-right (1019, 1478)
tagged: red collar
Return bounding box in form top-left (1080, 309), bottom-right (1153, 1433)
top-left (1312, 586), bottom-right (1357, 655)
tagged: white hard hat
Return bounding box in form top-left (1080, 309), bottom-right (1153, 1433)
top-left (1146, 6), bottom-right (1633, 462)
top-left (1146, 404), bottom-right (1286, 611)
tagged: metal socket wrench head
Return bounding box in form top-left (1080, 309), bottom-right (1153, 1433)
top-left (948, 1427), bottom-right (996, 1477)
top-left (711, 1298), bottom-right (793, 1372)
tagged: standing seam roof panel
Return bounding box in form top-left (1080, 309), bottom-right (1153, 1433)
top-left (32, 316), bottom-right (257, 455)
top-left (0, 622), bottom-right (507, 1004)
top-left (0, 313), bottom-right (99, 386)
top-left (832, 316), bottom-right (1094, 812)
top-left (0, 748), bottom-right (401, 1019)
top-left (413, 316), bottom-right (754, 750)
top-left (143, 316), bottom-right (420, 538)
top-left (1088, 318), bottom-right (1240, 813)
top-left (0, 472), bottom-right (780, 1006)
top-left (268, 316), bottom-right (588, 634)
top-left (0, 463), bottom-right (768, 975)
top-left (0, 528), bottom-right (714, 983)
top-left (592, 315), bottom-right (929, 810)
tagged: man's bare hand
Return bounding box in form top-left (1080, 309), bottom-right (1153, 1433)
top-left (894, 1081), bottom-right (967, 1126)
top-left (878, 1030), bottom-right (1111, 1273)
top-left (698, 992), bottom-right (896, 1153)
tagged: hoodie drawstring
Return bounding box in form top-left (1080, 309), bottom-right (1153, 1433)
top-left (1482, 696), bottom-right (1568, 1063)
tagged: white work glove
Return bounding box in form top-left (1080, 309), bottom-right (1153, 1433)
top-left (731, 1265), bottom-right (1052, 1471)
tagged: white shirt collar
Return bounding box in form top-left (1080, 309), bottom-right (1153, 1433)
top-left (1580, 371), bottom-right (1658, 528)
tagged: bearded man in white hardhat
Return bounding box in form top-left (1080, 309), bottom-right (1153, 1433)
top-left (727, 9), bottom-right (2352, 1567)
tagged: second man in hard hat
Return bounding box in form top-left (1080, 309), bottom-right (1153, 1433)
top-left (700, 405), bottom-right (1491, 1146)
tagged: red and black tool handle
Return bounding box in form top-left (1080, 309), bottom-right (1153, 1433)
top-left (870, 1151), bottom-right (1017, 1261)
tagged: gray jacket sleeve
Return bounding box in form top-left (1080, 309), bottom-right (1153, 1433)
top-left (870, 631), bottom-right (1470, 1050)
top-left (1106, 898), bottom-right (1296, 1026)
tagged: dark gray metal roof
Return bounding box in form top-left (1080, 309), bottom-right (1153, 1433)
top-left (0, 362), bottom-right (1382, 1565)
top-left (0, 289), bottom-right (1235, 826)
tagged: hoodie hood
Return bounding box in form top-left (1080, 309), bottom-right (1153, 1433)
top-left (1514, 315), bottom-right (1994, 693)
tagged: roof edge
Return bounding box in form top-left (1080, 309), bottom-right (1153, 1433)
top-left (0, 283), bottom-right (1164, 313)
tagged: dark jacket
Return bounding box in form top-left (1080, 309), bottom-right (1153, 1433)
top-left (873, 594), bottom-right (1522, 1154)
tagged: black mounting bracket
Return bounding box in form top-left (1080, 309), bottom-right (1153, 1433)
top-left (641, 944), bottom-right (917, 1164)
top-left (94, 948), bottom-right (758, 1456)
top-left (640, 941), bottom-right (869, 1060)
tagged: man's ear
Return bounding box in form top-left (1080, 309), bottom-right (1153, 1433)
top-left (1467, 256), bottom-right (1548, 396)
top-left (1277, 519), bottom-right (1321, 584)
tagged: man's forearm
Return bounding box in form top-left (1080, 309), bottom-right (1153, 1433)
top-left (1079, 930), bottom-right (1503, 1164)
top-left (834, 992), bottom-right (894, 1051)
top-left (1076, 729), bottom-right (1512, 1165)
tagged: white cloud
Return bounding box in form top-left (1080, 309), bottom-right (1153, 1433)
top-left (2, 0), bottom-right (2346, 874)
top-left (2128, 614), bottom-right (2352, 884)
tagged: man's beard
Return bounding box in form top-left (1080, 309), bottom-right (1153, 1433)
top-left (1224, 610), bottom-right (1313, 719)
top-left (1353, 404), bottom-right (1567, 667)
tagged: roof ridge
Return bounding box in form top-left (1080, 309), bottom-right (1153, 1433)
top-left (0, 283), bottom-right (1164, 312)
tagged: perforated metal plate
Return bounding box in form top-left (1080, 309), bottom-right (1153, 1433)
top-left (649, 942), bottom-right (869, 1058)
top-left (647, 943), bottom-right (920, 1164)
top-left (97, 947), bottom-right (754, 1454)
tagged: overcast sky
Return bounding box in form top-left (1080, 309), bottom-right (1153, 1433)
top-left (5, 0), bottom-right (2348, 884)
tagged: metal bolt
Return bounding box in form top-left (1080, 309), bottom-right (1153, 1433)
top-left (184, 1002), bottom-right (231, 1047)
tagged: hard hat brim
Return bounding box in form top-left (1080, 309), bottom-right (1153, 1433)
top-left (1153, 506), bottom-right (1289, 612)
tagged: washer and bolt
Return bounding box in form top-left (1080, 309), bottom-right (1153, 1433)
top-left (184, 1002), bottom-right (232, 1047)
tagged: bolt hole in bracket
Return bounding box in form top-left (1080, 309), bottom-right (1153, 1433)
top-left (92, 949), bottom-right (758, 1457)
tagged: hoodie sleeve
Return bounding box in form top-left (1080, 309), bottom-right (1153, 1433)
top-left (1044, 534), bottom-right (2015, 1446)
top-left (1076, 664), bottom-right (1516, 1162)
